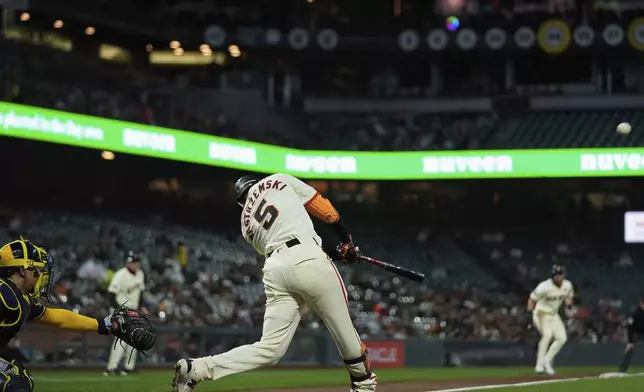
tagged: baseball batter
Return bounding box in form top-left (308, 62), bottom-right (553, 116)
top-left (527, 265), bottom-right (574, 376)
top-left (172, 173), bottom-right (377, 392)
top-left (104, 251), bottom-right (145, 375)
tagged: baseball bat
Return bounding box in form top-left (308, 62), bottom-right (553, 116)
top-left (358, 255), bottom-right (425, 283)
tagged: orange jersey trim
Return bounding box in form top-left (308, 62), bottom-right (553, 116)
top-left (305, 193), bottom-right (339, 223)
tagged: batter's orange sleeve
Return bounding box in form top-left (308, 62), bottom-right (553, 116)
top-left (305, 193), bottom-right (340, 223)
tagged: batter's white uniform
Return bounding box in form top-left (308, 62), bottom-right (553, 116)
top-left (530, 278), bottom-right (573, 370)
top-left (106, 267), bottom-right (145, 372)
top-left (187, 173), bottom-right (376, 391)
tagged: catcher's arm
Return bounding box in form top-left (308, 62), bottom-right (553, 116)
top-left (0, 280), bottom-right (26, 327)
top-left (35, 307), bottom-right (110, 335)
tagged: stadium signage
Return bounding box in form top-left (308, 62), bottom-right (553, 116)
top-left (4, 102), bottom-right (644, 180)
top-left (122, 128), bottom-right (176, 153)
top-left (0, 109), bottom-right (104, 141)
top-left (209, 142), bottom-right (257, 165)
top-left (580, 153), bottom-right (644, 172)
top-left (285, 154), bottom-right (357, 174)
top-left (365, 341), bottom-right (405, 368)
top-left (423, 155), bottom-right (513, 174)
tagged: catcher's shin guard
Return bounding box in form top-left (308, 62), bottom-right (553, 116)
top-left (344, 343), bottom-right (377, 391)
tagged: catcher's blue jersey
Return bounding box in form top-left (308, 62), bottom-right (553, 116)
top-left (0, 278), bottom-right (45, 350)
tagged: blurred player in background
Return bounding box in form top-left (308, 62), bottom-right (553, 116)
top-left (618, 297), bottom-right (644, 373)
top-left (173, 173), bottom-right (377, 392)
top-left (527, 264), bottom-right (574, 376)
top-left (104, 251), bottom-right (145, 376)
top-left (0, 238), bottom-right (114, 391)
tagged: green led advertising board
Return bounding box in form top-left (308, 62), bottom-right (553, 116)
top-left (1, 102), bottom-right (643, 179)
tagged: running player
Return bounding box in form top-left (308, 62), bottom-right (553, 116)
top-left (528, 265), bottom-right (574, 376)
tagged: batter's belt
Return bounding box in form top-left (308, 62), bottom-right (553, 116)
top-left (267, 238), bottom-right (300, 258)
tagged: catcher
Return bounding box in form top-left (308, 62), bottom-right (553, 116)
top-left (0, 238), bottom-right (156, 391)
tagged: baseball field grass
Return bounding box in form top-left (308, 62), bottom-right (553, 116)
top-left (33, 366), bottom-right (644, 392)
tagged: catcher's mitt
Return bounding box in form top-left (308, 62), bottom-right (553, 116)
top-left (108, 304), bottom-right (157, 354)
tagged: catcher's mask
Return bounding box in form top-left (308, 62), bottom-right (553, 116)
top-left (0, 238), bottom-right (55, 301)
top-left (234, 174), bottom-right (259, 207)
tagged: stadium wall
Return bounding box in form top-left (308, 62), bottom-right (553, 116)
top-left (20, 326), bottom-right (644, 369)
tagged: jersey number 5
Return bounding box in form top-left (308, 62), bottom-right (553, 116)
top-left (254, 199), bottom-right (279, 230)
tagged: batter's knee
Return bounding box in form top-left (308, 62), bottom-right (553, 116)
top-left (343, 343), bottom-right (373, 382)
top-left (252, 339), bottom-right (289, 366)
top-left (0, 359), bottom-right (34, 392)
top-left (555, 334), bottom-right (568, 344)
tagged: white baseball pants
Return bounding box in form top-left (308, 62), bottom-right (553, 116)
top-left (189, 242), bottom-right (376, 391)
top-left (533, 311), bottom-right (567, 366)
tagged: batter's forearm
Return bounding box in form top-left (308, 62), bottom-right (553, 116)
top-left (330, 217), bottom-right (351, 243)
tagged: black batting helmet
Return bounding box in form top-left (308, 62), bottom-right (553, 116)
top-left (234, 175), bottom-right (259, 206)
top-left (551, 264), bottom-right (565, 277)
top-left (126, 250), bottom-right (141, 263)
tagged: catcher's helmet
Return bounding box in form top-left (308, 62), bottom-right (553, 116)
top-left (551, 264), bottom-right (565, 277)
top-left (234, 174), bottom-right (260, 206)
top-left (0, 238), bottom-right (55, 301)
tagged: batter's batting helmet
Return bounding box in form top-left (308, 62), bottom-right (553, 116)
top-left (234, 175), bottom-right (260, 206)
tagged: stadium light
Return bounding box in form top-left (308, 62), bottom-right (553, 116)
top-left (228, 44), bottom-right (241, 58)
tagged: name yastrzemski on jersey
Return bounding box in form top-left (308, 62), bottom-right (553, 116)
top-left (242, 178), bottom-right (288, 240)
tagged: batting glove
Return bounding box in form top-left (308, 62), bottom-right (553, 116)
top-left (336, 236), bottom-right (363, 264)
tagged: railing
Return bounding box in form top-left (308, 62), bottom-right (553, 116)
top-left (15, 325), bottom-right (644, 369)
